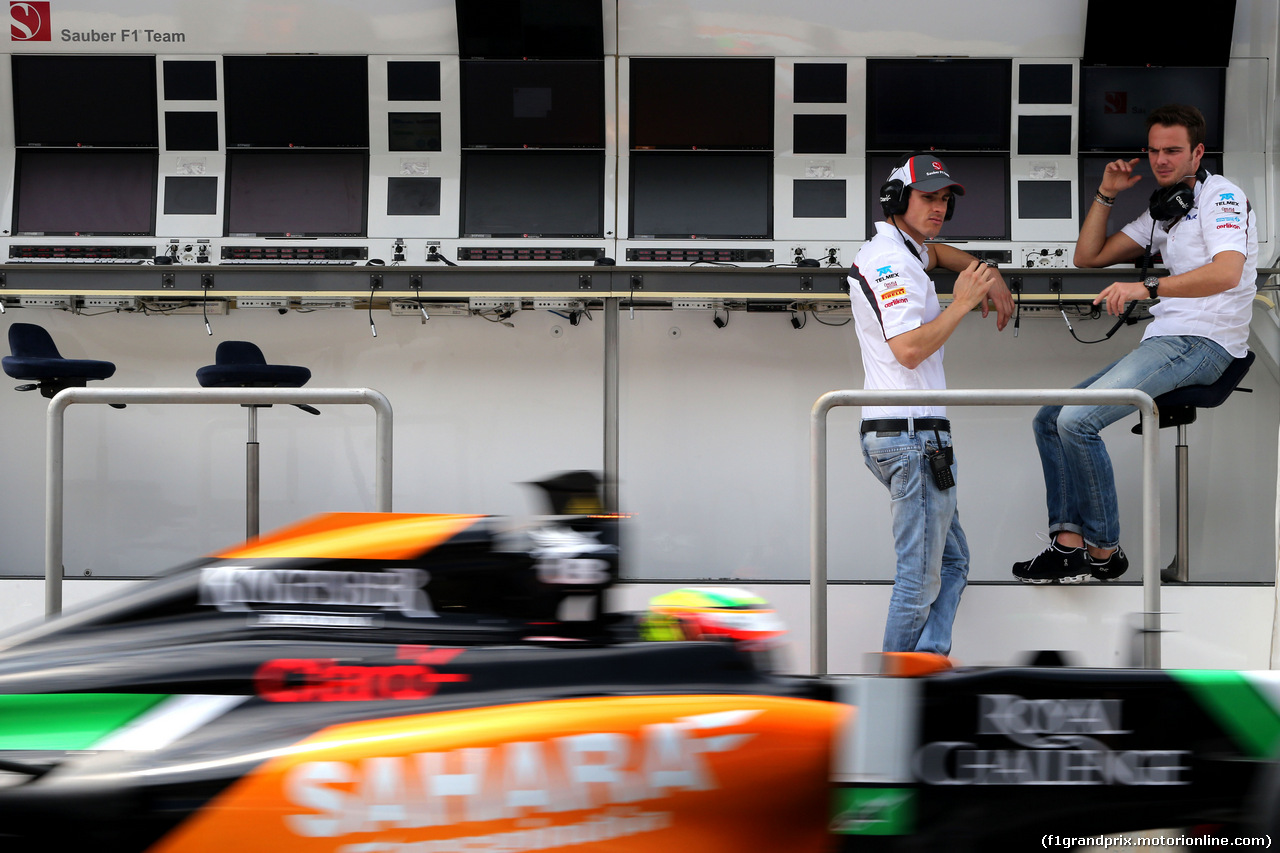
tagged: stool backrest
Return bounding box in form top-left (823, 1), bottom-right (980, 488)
top-left (215, 340), bottom-right (267, 366)
top-left (8, 323), bottom-right (61, 359)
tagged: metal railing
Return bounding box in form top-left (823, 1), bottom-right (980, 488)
top-left (45, 386), bottom-right (393, 617)
top-left (811, 388), bottom-right (1160, 671)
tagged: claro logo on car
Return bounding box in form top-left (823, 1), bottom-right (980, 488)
top-left (255, 646), bottom-right (469, 703)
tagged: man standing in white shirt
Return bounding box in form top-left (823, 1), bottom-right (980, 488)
top-left (849, 154), bottom-right (1012, 655)
top-left (1013, 104), bottom-right (1257, 584)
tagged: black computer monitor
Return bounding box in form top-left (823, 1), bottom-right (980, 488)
top-left (867, 59), bottom-right (1011, 151)
top-left (461, 151), bottom-right (604, 237)
top-left (629, 152), bottom-right (772, 239)
top-left (630, 58), bottom-right (774, 150)
top-left (1079, 67), bottom-right (1225, 152)
top-left (14, 149), bottom-right (157, 236)
top-left (13, 55), bottom-right (158, 147)
top-left (461, 60), bottom-right (605, 148)
top-left (224, 151), bottom-right (368, 237)
top-left (224, 56), bottom-right (369, 148)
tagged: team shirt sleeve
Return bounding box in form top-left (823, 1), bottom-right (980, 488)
top-left (1198, 179), bottom-right (1250, 258)
top-left (854, 251), bottom-right (929, 341)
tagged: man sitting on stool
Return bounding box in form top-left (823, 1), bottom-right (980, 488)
top-left (1013, 103), bottom-right (1257, 584)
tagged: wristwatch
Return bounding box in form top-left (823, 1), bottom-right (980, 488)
top-left (1143, 276), bottom-right (1160, 300)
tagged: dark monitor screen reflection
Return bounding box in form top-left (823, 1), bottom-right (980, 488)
top-left (866, 59), bottom-right (1011, 151)
top-left (461, 152), bottom-right (603, 237)
top-left (225, 152), bottom-right (368, 237)
top-left (224, 56), bottom-right (369, 148)
top-left (630, 153), bottom-right (772, 239)
top-left (13, 55), bottom-right (158, 147)
top-left (1079, 67), bottom-right (1225, 152)
top-left (865, 154), bottom-right (1009, 241)
top-left (461, 60), bottom-right (604, 148)
top-left (1077, 154), bottom-right (1223, 240)
top-left (629, 58), bottom-right (774, 150)
top-left (14, 150), bottom-right (157, 236)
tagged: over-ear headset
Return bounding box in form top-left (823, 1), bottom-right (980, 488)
top-left (1148, 167), bottom-right (1208, 223)
top-left (879, 153), bottom-right (957, 221)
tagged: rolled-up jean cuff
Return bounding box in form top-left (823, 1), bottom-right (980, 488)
top-left (1048, 523), bottom-right (1083, 538)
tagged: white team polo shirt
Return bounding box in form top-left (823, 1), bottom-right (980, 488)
top-left (849, 221), bottom-right (947, 420)
top-left (1121, 173), bottom-right (1257, 358)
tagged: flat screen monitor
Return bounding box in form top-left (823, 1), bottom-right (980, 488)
top-left (1077, 153), bottom-right (1223, 238)
top-left (461, 60), bottom-right (604, 148)
top-left (12, 55), bottom-right (158, 147)
top-left (224, 151), bottom-right (368, 237)
top-left (866, 153), bottom-right (1009, 241)
top-left (866, 59), bottom-right (1011, 151)
top-left (1079, 67), bottom-right (1225, 152)
top-left (629, 152), bottom-right (772, 239)
top-left (224, 56), bottom-right (369, 148)
top-left (460, 151), bottom-right (603, 237)
top-left (1084, 0), bottom-right (1235, 67)
top-left (629, 58), bottom-right (774, 150)
top-left (456, 0), bottom-right (604, 59)
top-left (14, 149), bottom-right (157, 236)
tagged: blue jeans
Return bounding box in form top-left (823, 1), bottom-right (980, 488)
top-left (861, 426), bottom-right (969, 656)
top-left (1033, 335), bottom-right (1233, 549)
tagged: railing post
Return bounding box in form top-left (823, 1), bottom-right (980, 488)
top-left (810, 388), bottom-right (1159, 673)
top-left (46, 387), bottom-right (393, 617)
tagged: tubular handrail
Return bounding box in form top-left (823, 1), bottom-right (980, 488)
top-left (811, 387), bottom-right (1159, 672)
top-left (45, 386), bottom-right (393, 617)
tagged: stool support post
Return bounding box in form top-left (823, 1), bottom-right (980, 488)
top-left (1170, 423), bottom-right (1190, 583)
top-left (246, 405), bottom-right (260, 540)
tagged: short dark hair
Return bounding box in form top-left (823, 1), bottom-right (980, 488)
top-left (1146, 104), bottom-right (1206, 150)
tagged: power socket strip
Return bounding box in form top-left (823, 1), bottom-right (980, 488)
top-left (141, 299), bottom-right (228, 315)
top-left (389, 301), bottom-right (470, 316)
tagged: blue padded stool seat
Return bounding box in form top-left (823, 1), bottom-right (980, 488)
top-left (196, 341), bottom-right (311, 389)
top-left (3, 323), bottom-right (116, 397)
top-left (1132, 351), bottom-right (1255, 432)
top-left (1128, 351), bottom-right (1254, 583)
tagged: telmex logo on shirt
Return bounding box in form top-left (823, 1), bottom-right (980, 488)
top-left (880, 288), bottom-right (906, 301)
top-left (876, 266), bottom-right (893, 277)
top-left (1221, 192), bottom-right (1236, 201)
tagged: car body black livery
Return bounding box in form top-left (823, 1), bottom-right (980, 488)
top-left (0, 475), bottom-right (1276, 851)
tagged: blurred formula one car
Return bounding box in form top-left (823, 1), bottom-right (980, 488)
top-left (0, 474), bottom-right (841, 853)
top-left (0, 472), bottom-right (1278, 851)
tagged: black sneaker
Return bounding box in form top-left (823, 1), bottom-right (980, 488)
top-left (1089, 546), bottom-right (1128, 581)
top-left (1012, 542), bottom-right (1090, 584)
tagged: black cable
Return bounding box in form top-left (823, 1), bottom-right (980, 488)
top-left (810, 310), bottom-right (850, 327)
top-left (1061, 219), bottom-right (1158, 345)
top-left (368, 282), bottom-right (378, 337)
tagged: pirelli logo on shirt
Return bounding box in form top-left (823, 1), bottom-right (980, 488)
top-left (880, 287), bottom-right (906, 301)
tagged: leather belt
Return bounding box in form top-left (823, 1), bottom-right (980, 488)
top-left (860, 417), bottom-right (950, 434)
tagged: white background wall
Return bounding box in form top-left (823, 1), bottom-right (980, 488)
top-left (0, 303), bottom-right (1274, 586)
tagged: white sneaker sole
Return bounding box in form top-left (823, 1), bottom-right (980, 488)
top-left (1016, 572), bottom-right (1091, 585)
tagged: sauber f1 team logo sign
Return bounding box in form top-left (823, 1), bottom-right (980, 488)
top-left (10, 1), bottom-right (49, 41)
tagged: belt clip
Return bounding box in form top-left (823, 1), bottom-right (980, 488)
top-left (906, 416), bottom-right (915, 436)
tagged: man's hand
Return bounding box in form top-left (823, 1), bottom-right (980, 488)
top-left (1100, 158), bottom-right (1143, 197)
top-left (981, 268), bottom-right (1014, 331)
top-left (952, 260), bottom-right (996, 314)
top-left (1094, 280), bottom-right (1147, 316)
